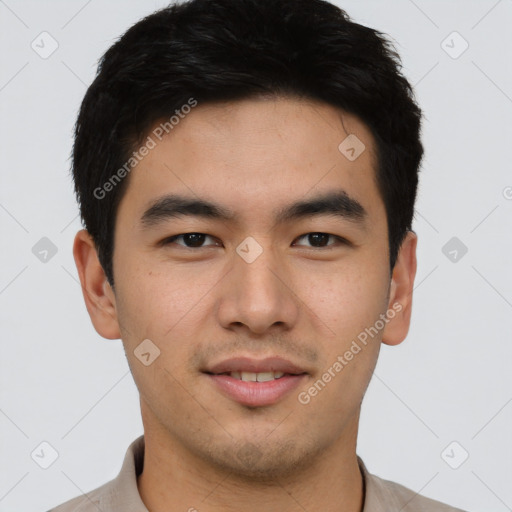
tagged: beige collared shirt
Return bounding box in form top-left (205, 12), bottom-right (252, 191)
top-left (47, 435), bottom-right (466, 512)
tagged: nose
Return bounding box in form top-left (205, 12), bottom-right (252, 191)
top-left (216, 243), bottom-right (301, 335)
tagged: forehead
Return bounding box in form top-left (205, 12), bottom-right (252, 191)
top-left (117, 97), bottom-right (384, 229)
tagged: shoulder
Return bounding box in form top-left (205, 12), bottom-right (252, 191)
top-left (359, 458), bottom-right (468, 512)
top-left (45, 435), bottom-right (146, 512)
top-left (370, 473), bottom-right (466, 511)
top-left (45, 479), bottom-right (113, 512)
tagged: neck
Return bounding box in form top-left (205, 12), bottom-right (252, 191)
top-left (137, 416), bottom-right (364, 512)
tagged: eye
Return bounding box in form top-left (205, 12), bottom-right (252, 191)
top-left (161, 232), bottom-right (348, 250)
top-left (161, 233), bottom-right (220, 248)
top-left (292, 232), bottom-right (348, 249)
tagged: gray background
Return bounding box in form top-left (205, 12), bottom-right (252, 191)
top-left (1, 1), bottom-right (511, 511)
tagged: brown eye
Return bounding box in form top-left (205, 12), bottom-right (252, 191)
top-left (162, 233), bottom-right (218, 248)
top-left (293, 232), bottom-right (346, 248)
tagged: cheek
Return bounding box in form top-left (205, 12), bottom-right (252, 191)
top-left (113, 269), bottom-right (206, 402)
top-left (113, 257), bottom-right (219, 359)
top-left (297, 261), bottom-right (389, 340)
top-left (296, 266), bottom-right (385, 424)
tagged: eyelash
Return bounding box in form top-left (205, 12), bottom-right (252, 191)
top-left (160, 232), bottom-right (349, 250)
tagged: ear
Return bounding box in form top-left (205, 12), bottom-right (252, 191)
top-left (381, 231), bottom-right (417, 346)
top-left (73, 229), bottom-right (121, 340)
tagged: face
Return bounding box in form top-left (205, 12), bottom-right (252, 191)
top-left (75, 97), bottom-right (416, 480)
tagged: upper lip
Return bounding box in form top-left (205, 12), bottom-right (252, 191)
top-left (204, 356), bottom-right (308, 375)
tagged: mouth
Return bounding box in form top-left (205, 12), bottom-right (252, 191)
top-left (210, 370), bottom-right (290, 381)
top-left (202, 357), bottom-right (309, 407)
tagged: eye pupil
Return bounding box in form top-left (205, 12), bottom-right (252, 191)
top-left (184, 233), bottom-right (205, 247)
top-left (308, 233), bottom-right (330, 247)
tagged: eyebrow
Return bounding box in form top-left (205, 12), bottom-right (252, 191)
top-left (140, 190), bottom-right (367, 229)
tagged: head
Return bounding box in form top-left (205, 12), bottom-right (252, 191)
top-left (73, 0), bottom-right (421, 480)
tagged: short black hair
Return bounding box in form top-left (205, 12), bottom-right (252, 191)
top-left (72, 0), bottom-right (423, 286)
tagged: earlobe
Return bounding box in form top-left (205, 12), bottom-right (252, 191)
top-left (381, 231), bottom-right (417, 346)
top-left (73, 229), bottom-right (121, 340)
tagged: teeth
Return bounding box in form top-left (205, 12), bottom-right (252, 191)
top-left (229, 371), bottom-right (286, 381)
top-left (256, 372), bottom-right (274, 382)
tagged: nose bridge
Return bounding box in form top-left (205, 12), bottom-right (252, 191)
top-left (238, 246), bottom-right (280, 298)
top-left (217, 238), bottom-right (299, 333)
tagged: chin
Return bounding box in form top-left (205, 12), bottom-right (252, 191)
top-left (200, 437), bottom-right (323, 483)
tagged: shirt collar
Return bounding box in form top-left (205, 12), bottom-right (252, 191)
top-left (97, 435), bottom-right (148, 511)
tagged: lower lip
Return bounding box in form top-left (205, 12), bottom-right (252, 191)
top-left (205, 373), bottom-right (307, 407)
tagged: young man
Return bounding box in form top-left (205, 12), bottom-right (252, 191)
top-left (49, 0), bottom-right (466, 510)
